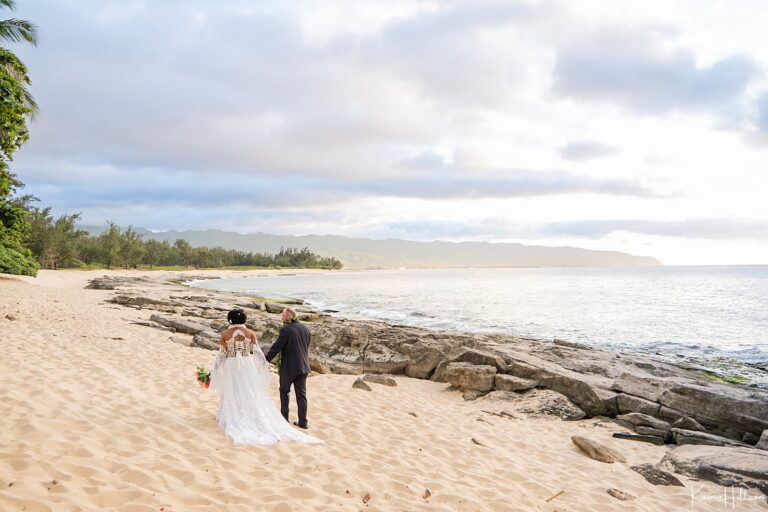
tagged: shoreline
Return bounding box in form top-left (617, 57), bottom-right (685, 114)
top-left (2, 269), bottom-right (767, 510)
top-left (184, 269), bottom-right (768, 389)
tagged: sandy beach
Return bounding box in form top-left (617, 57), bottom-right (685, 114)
top-left (1, 270), bottom-right (765, 511)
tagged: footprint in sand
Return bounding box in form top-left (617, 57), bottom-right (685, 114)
top-left (165, 468), bottom-right (197, 485)
top-left (69, 447), bottom-right (94, 458)
top-left (94, 488), bottom-right (149, 507)
top-left (66, 463), bottom-right (99, 478)
top-left (116, 468), bottom-right (154, 487)
top-left (255, 493), bottom-right (287, 503)
top-left (1, 496), bottom-right (54, 512)
top-left (284, 485), bottom-right (319, 499)
top-left (7, 458), bottom-right (30, 471)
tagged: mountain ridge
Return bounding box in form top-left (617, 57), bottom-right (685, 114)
top-left (80, 226), bottom-right (662, 268)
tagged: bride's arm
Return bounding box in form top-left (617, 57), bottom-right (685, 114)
top-left (250, 335), bottom-right (271, 383)
top-left (250, 336), bottom-right (268, 364)
top-left (211, 335), bottom-right (227, 376)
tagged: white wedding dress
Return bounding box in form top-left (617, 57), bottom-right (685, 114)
top-left (209, 325), bottom-right (320, 445)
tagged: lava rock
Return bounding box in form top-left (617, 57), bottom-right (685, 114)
top-left (352, 377), bottom-right (372, 391)
top-left (494, 374), bottom-right (538, 392)
top-left (630, 463), bottom-right (684, 487)
top-left (362, 373), bottom-right (397, 386)
top-left (571, 435), bottom-right (627, 464)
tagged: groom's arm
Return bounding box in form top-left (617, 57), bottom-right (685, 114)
top-left (265, 326), bottom-right (289, 362)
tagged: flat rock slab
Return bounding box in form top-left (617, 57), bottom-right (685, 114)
top-left (616, 412), bottom-right (671, 431)
top-left (309, 358), bottom-right (332, 374)
top-left (672, 428), bottom-right (751, 448)
top-left (612, 372), bottom-right (768, 435)
top-left (462, 389), bottom-right (490, 401)
top-left (431, 347), bottom-right (507, 382)
top-left (612, 432), bottom-right (666, 445)
top-left (169, 335), bottom-right (194, 347)
top-left (149, 314), bottom-right (210, 335)
top-left (503, 354), bottom-right (617, 416)
top-left (482, 389), bottom-right (586, 421)
top-left (661, 444), bottom-right (768, 495)
top-left (636, 426), bottom-right (671, 439)
top-left (362, 373), bottom-right (397, 386)
top-left (109, 295), bottom-right (181, 309)
top-left (571, 435), bottom-right (627, 463)
top-left (494, 374), bottom-right (538, 391)
top-left (352, 377), bottom-right (372, 391)
top-left (192, 331), bottom-right (220, 350)
top-left (616, 393), bottom-right (661, 416)
top-left (606, 488), bottom-right (635, 501)
top-left (132, 320), bottom-right (175, 332)
top-left (442, 363), bottom-right (496, 391)
top-left (264, 302), bottom-right (287, 314)
top-left (630, 463), bottom-right (685, 487)
top-left (85, 277), bottom-right (117, 289)
top-left (672, 416), bottom-right (706, 432)
top-left (403, 339), bottom-right (447, 379)
top-left (444, 347), bottom-right (507, 371)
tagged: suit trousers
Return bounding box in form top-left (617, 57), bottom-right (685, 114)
top-left (279, 372), bottom-right (308, 426)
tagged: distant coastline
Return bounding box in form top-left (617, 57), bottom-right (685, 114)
top-left (81, 225), bottom-right (661, 269)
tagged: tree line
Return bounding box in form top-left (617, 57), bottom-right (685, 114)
top-left (21, 212), bottom-right (342, 271)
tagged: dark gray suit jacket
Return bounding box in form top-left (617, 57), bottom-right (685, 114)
top-left (265, 321), bottom-right (311, 378)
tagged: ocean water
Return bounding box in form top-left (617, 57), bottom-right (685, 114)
top-left (189, 266), bottom-right (768, 384)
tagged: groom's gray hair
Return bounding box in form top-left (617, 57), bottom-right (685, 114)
top-left (283, 307), bottom-right (296, 318)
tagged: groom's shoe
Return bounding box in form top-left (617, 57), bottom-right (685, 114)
top-left (293, 421), bottom-right (308, 430)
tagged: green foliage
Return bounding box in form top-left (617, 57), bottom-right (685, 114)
top-left (96, 222), bottom-right (122, 268)
top-left (0, 192), bottom-right (27, 248)
top-left (120, 226), bottom-right (145, 269)
top-left (0, 2), bottom-right (38, 276)
top-left (75, 236), bottom-right (101, 265)
top-left (0, 243), bottom-right (36, 276)
top-left (25, 207), bottom-right (87, 269)
top-left (0, 18), bottom-right (37, 46)
top-left (143, 239), bottom-right (165, 268)
top-left (0, 48), bottom-right (33, 180)
top-left (172, 238), bottom-right (192, 265)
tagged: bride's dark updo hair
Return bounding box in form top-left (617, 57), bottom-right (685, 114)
top-left (227, 308), bottom-right (247, 325)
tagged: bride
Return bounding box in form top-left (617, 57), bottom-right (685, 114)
top-left (209, 308), bottom-right (320, 445)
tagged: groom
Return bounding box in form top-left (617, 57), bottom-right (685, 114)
top-left (265, 307), bottom-right (311, 429)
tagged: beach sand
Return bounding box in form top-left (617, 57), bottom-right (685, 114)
top-left (1, 270), bottom-right (765, 511)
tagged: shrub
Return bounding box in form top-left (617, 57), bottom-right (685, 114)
top-left (0, 244), bottom-right (38, 276)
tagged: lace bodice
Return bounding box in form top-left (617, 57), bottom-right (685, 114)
top-left (212, 325), bottom-right (269, 374)
top-left (221, 327), bottom-right (256, 357)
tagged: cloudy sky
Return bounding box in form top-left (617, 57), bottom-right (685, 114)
top-left (10, 0), bottom-right (768, 265)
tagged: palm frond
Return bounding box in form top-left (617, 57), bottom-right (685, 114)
top-left (0, 19), bottom-right (37, 45)
top-left (22, 87), bottom-right (37, 118)
top-left (0, 0), bottom-right (15, 11)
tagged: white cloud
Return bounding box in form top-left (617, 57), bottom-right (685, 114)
top-left (9, 0), bottom-right (768, 264)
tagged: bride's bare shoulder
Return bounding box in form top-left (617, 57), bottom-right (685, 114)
top-left (221, 325), bottom-right (255, 338)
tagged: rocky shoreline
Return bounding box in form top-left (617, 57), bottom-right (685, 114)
top-left (88, 273), bottom-right (768, 495)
